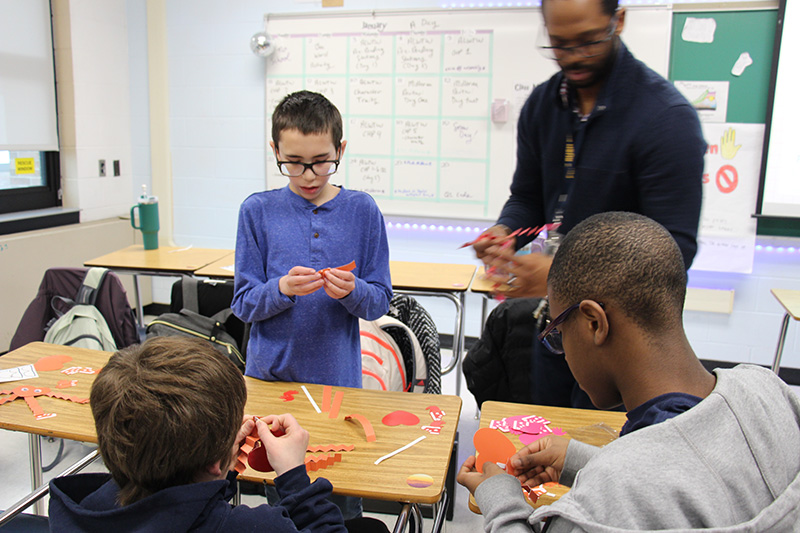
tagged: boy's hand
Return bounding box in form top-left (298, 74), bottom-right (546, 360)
top-left (229, 415), bottom-right (257, 470)
top-left (507, 435), bottom-right (568, 486)
top-left (257, 413), bottom-right (310, 476)
top-left (280, 266), bottom-right (323, 297)
top-left (472, 225), bottom-right (510, 265)
top-left (321, 267), bottom-right (355, 299)
top-left (457, 455), bottom-right (508, 496)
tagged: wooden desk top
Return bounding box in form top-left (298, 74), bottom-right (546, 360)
top-left (771, 289), bottom-right (800, 321)
top-left (470, 266), bottom-right (503, 294)
top-left (85, 245), bottom-right (233, 275)
top-left (194, 254), bottom-right (236, 279)
top-left (1, 343), bottom-right (461, 504)
top-left (390, 261), bottom-right (477, 292)
top-left (469, 401), bottom-right (627, 513)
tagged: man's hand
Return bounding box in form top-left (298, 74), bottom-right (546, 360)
top-left (472, 225), bottom-right (511, 266)
top-left (279, 266), bottom-right (323, 297)
top-left (457, 455), bottom-right (508, 496)
top-left (321, 267), bottom-right (356, 299)
top-left (507, 436), bottom-right (568, 487)
top-left (257, 413), bottom-right (310, 476)
top-left (483, 249), bottom-right (552, 299)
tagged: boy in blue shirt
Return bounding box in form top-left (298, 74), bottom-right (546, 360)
top-left (232, 90), bottom-right (392, 389)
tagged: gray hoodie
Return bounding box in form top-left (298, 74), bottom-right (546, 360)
top-left (475, 365), bottom-right (800, 532)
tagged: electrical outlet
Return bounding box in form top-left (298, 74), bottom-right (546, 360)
top-left (99, 159), bottom-right (106, 177)
top-left (113, 160), bottom-right (120, 177)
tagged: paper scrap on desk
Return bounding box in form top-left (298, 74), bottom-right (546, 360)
top-left (34, 354), bottom-right (73, 372)
top-left (382, 410), bottom-right (420, 427)
top-left (682, 17), bottom-right (716, 43)
top-left (731, 52), bottom-right (753, 76)
top-left (0, 364), bottom-right (38, 383)
top-left (374, 436), bottom-right (426, 465)
top-left (168, 245), bottom-right (193, 253)
top-left (222, 264), bottom-right (235, 272)
top-left (301, 385), bottom-right (321, 414)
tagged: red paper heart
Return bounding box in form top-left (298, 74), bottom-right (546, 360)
top-left (246, 429), bottom-right (285, 472)
top-left (473, 427), bottom-right (517, 473)
top-left (382, 410), bottom-right (420, 427)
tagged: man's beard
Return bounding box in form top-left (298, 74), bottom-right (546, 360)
top-left (563, 40), bottom-right (618, 90)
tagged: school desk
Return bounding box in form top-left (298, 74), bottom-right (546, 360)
top-left (194, 256), bottom-right (478, 397)
top-left (388, 261), bottom-right (477, 397)
top-left (84, 245), bottom-right (234, 328)
top-left (467, 400), bottom-right (627, 514)
top-left (0, 342), bottom-right (462, 532)
top-left (770, 289), bottom-right (800, 374)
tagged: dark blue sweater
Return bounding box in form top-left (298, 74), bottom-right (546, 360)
top-left (497, 43), bottom-right (705, 268)
top-left (49, 466), bottom-right (346, 532)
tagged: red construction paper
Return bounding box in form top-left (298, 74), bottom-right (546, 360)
top-left (305, 453), bottom-right (342, 472)
top-left (317, 260), bottom-right (357, 276)
top-left (56, 379), bottom-right (77, 389)
top-left (473, 427), bottom-right (517, 473)
top-left (345, 414), bottom-right (377, 442)
top-left (328, 390), bottom-right (344, 419)
top-left (34, 355), bottom-right (72, 372)
top-left (426, 405), bottom-right (445, 421)
top-left (381, 410), bottom-right (420, 427)
top-left (0, 385), bottom-right (88, 421)
top-left (245, 427), bottom-right (286, 473)
top-left (307, 444), bottom-right (355, 453)
top-left (279, 390), bottom-right (298, 402)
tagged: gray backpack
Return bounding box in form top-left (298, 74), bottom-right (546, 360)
top-left (43, 268), bottom-right (117, 351)
top-left (145, 276), bottom-right (244, 371)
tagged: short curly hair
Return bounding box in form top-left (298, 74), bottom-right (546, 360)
top-left (90, 336), bottom-right (246, 506)
top-left (548, 212), bottom-right (687, 334)
top-left (541, 0), bottom-right (619, 17)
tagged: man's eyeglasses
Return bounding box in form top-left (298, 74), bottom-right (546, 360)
top-left (537, 301), bottom-right (605, 354)
top-left (276, 159), bottom-right (340, 177)
top-left (539, 16), bottom-right (618, 60)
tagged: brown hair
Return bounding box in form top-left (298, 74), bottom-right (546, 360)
top-left (90, 336), bottom-right (246, 506)
top-left (271, 90), bottom-right (343, 151)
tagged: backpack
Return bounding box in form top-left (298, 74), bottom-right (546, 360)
top-left (146, 276), bottom-right (245, 371)
top-left (43, 268), bottom-right (117, 351)
top-left (360, 316), bottom-right (427, 393)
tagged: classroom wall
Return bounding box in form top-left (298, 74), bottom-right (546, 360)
top-left (28, 1), bottom-right (797, 371)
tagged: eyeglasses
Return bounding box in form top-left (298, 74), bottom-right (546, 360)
top-left (537, 301), bottom-right (605, 354)
top-left (539, 16), bottom-right (618, 60)
top-left (276, 159), bottom-right (340, 177)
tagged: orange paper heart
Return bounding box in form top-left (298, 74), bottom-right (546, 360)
top-left (473, 427), bottom-right (517, 473)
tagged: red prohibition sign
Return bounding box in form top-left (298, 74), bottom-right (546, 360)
top-left (716, 165), bottom-right (738, 194)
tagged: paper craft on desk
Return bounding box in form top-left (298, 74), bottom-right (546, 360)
top-left (0, 385), bottom-right (89, 421)
top-left (34, 354), bottom-right (72, 372)
top-left (0, 364), bottom-right (38, 383)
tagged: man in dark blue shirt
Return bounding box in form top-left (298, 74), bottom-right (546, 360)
top-left (473, 0), bottom-right (705, 408)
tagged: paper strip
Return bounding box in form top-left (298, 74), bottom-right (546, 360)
top-left (328, 390), bottom-right (344, 419)
top-left (301, 385), bottom-right (321, 414)
top-left (374, 436), bottom-right (426, 465)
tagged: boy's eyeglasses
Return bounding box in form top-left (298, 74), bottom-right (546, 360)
top-left (276, 160), bottom-right (340, 177)
top-left (539, 15), bottom-right (618, 60)
top-left (537, 301), bottom-right (605, 354)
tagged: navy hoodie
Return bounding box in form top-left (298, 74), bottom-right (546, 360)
top-left (49, 466), bottom-right (346, 532)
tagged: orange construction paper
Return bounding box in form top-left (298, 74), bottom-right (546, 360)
top-left (318, 260), bottom-right (357, 276)
top-left (345, 414), bottom-right (377, 442)
top-left (307, 444), bottom-right (355, 453)
top-left (328, 390), bottom-right (344, 419)
top-left (305, 453), bottom-right (342, 472)
top-left (34, 354), bottom-right (73, 372)
top-left (322, 385), bottom-right (332, 412)
top-left (473, 427), bottom-right (517, 473)
top-left (0, 385), bottom-right (88, 421)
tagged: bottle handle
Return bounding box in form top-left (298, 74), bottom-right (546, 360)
top-left (130, 205), bottom-right (140, 230)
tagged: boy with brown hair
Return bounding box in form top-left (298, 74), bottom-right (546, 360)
top-left (459, 212), bottom-right (800, 531)
top-left (48, 336), bottom-right (347, 532)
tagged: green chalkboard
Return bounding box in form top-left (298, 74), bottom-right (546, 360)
top-left (669, 10), bottom-right (777, 124)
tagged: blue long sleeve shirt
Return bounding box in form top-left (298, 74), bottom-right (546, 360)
top-left (232, 185), bottom-right (392, 387)
top-left (498, 43), bottom-right (705, 268)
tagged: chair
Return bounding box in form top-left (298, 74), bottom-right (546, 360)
top-left (0, 450), bottom-right (100, 531)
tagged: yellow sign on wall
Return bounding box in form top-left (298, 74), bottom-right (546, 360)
top-left (14, 158), bottom-right (36, 175)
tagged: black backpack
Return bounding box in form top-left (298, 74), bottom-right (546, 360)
top-left (145, 276), bottom-right (245, 371)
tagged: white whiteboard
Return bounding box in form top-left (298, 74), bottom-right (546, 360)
top-left (263, 7), bottom-right (672, 220)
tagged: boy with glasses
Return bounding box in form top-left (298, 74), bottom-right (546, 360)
top-left (459, 212), bottom-right (800, 530)
top-left (472, 0), bottom-right (705, 409)
top-left (232, 91), bottom-right (392, 520)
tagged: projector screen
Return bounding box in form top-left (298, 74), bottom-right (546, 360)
top-left (758, 0), bottom-right (800, 218)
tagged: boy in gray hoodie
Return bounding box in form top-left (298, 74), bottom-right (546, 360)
top-left (458, 211), bottom-right (800, 532)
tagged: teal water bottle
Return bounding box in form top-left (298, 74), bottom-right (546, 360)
top-left (131, 184), bottom-right (160, 250)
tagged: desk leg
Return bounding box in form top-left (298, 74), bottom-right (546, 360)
top-left (772, 313), bottom-right (791, 374)
top-left (27, 435), bottom-right (43, 515)
top-left (430, 489), bottom-right (449, 533)
top-left (392, 503), bottom-right (423, 533)
top-left (132, 274), bottom-right (145, 330)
